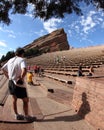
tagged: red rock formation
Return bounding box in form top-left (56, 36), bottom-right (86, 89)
top-left (24, 28), bottom-right (69, 53)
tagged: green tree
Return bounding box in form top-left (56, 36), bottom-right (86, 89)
top-left (0, 51), bottom-right (15, 62)
top-left (0, 55), bottom-right (6, 62)
top-left (0, 0), bottom-right (104, 25)
top-left (24, 47), bottom-right (40, 57)
top-left (5, 51), bottom-right (15, 59)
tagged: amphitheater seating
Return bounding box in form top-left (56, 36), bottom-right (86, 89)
top-left (26, 45), bottom-right (104, 82)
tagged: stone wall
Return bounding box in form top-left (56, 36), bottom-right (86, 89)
top-left (72, 77), bottom-right (104, 130)
top-left (24, 28), bottom-right (69, 53)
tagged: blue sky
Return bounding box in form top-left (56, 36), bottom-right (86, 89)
top-left (0, 4), bottom-right (104, 58)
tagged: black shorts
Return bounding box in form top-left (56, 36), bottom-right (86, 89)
top-left (8, 80), bottom-right (28, 99)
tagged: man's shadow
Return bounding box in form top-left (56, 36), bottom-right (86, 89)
top-left (37, 92), bottom-right (90, 122)
top-left (77, 92), bottom-right (91, 119)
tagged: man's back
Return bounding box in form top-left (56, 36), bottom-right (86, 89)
top-left (2, 56), bottom-right (26, 87)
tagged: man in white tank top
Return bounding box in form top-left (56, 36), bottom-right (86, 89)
top-left (2, 47), bottom-right (36, 121)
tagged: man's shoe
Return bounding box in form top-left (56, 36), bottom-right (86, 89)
top-left (15, 114), bottom-right (24, 120)
top-left (24, 115), bottom-right (37, 122)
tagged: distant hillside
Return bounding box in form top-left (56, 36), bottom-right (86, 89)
top-left (23, 28), bottom-right (70, 53)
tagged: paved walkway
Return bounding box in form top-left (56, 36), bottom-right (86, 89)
top-left (0, 76), bottom-right (95, 130)
top-left (28, 76), bottom-right (95, 130)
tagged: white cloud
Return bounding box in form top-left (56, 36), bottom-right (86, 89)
top-left (25, 13), bottom-right (33, 18)
top-left (65, 8), bottom-right (104, 47)
top-left (67, 9), bottom-right (104, 36)
top-left (43, 18), bottom-right (63, 33)
top-left (80, 10), bottom-right (104, 34)
top-left (68, 30), bottom-right (72, 37)
top-left (0, 26), bottom-right (16, 38)
top-left (80, 12), bottom-right (96, 33)
top-left (33, 29), bottom-right (45, 37)
top-left (8, 34), bottom-right (16, 38)
top-left (0, 41), bottom-right (7, 47)
top-left (0, 27), bottom-right (14, 34)
top-left (25, 3), bottom-right (34, 18)
top-left (102, 22), bottom-right (104, 28)
top-left (74, 25), bottom-right (80, 33)
top-left (0, 27), bottom-right (3, 31)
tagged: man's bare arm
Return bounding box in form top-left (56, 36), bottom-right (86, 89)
top-left (21, 68), bottom-right (27, 80)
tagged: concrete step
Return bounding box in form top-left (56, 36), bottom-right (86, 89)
top-left (26, 84), bottom-right (95, 130)
top-left (0, 95), bottom-right (35, 130)
top-left (0, 95), bottom-right (33, 123)
top-left (43, 72), bottom-right (76, 85)
top-left (47, 89), bottom-right (73, 106)
top-left (35, 76), bottom-right (74, 93)
top-left (32, 97), bottom-right (95, 130)
top-left (34, 77), bottom-right (74, 105)
top-left (0, 79), bottom-right (95, 130)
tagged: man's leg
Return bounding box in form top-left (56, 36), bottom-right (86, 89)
top-left (22, 97), bottom-right (29, 116)
top-left (12, 95), bottom-right (25, 120)
top-left (22, 97), bottom-right (36, 121)
top-left (12, 95), bottom-right (18, 115)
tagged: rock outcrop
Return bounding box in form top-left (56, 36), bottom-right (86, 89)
top-left (24, 28), bottom-right (69, 53)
